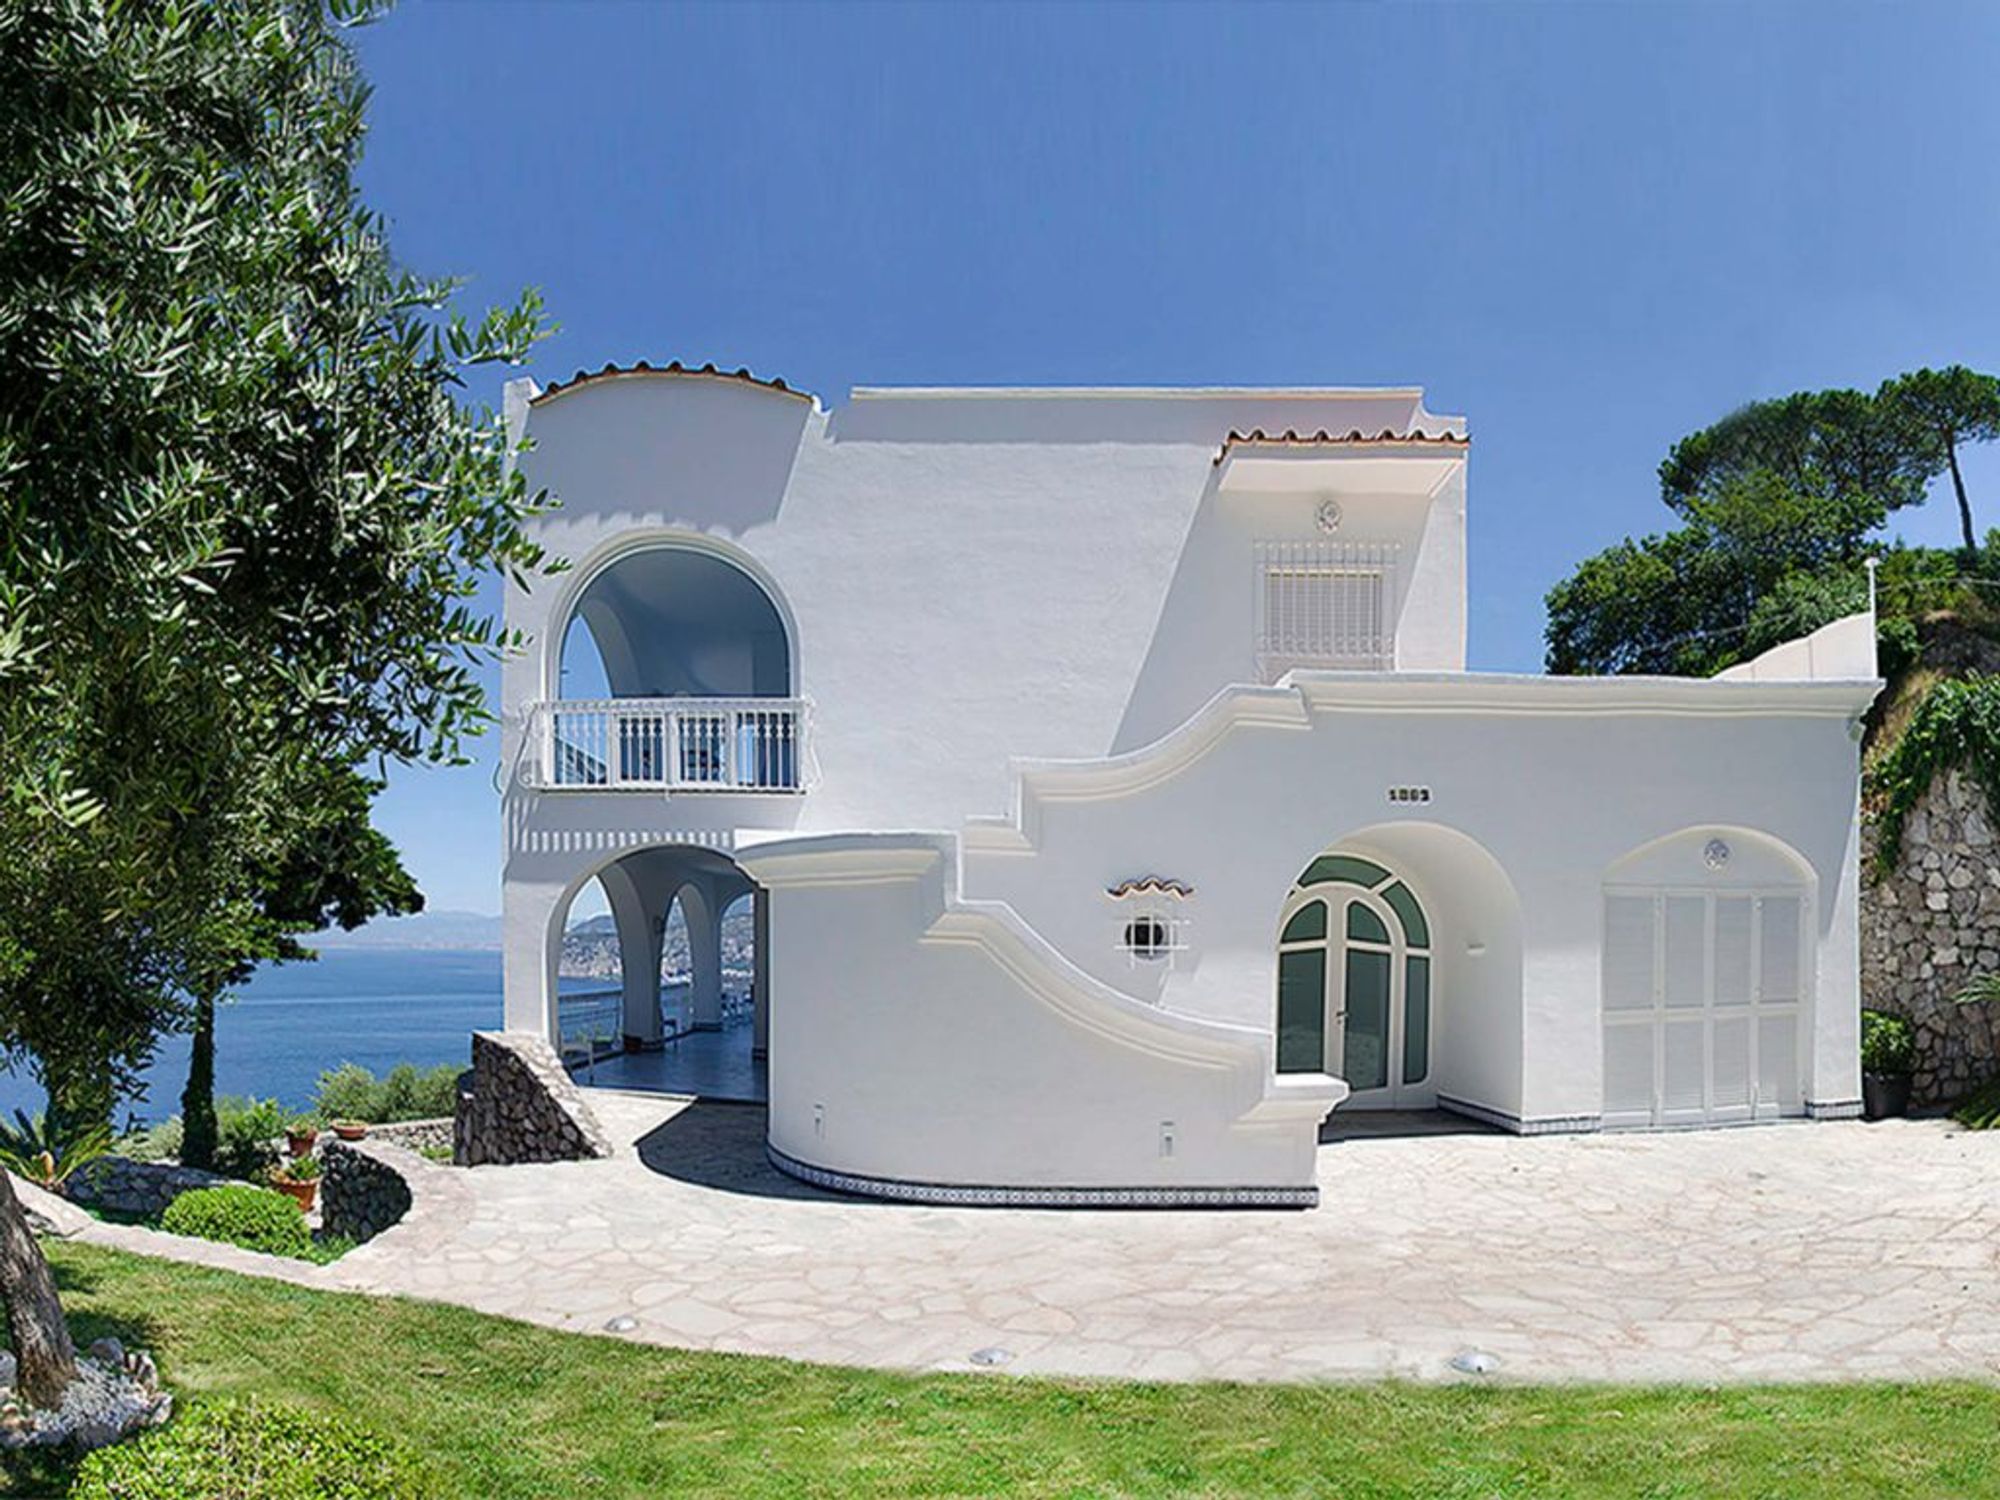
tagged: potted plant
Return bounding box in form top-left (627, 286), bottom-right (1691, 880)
top-left (285, 1116), bottom-right (319, 1158)
top-left (331, 1119), bottom-right (369, 1142)
top-left (271, 1152), bottom-right (321, 1212)
top-left (1861, 1008), bottom-right (1916, 1120)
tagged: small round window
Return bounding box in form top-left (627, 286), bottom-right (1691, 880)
top-left (1124, 916), bottom-right (1172, 961)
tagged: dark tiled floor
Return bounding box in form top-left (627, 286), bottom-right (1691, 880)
top-left (1320, 1108), bottom-right (1504, 1142)
top-left (571, 1026), bottom-right (767, 1103)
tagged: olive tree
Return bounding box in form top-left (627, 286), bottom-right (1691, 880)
top-left (0, 0), bottom-right (554, 1405)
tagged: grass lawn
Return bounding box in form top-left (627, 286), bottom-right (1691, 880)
top-left (6, 1241), bottom-right (1998, 1498)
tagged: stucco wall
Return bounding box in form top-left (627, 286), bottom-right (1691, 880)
top-left (494, 374), bottom-right (1876, 1184)
top-left (739, 834), bottom-right (1337, 1200)
top-left (501, 378), bottom-right (1470, 1039)
top-left (966, 677), bottom-right (1868, 1127)
top-left (1860, 769), bottom-right (2000, 1104)
top-left (501, 379), bottom-right (1466, 840)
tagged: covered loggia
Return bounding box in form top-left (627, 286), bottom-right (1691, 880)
top-left (545, 538), bottom-right (803, 792)
top-left (553, 844), bottom-right (771, 1102)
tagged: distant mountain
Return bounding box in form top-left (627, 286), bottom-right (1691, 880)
top-left (560, 907), bottom-right (756, 981)
top-left (312, 910), bottom-right (503, 952)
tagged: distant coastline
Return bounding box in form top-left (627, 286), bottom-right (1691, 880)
top-left (308, 906), bottom-right (754, 983)
top-left (311, 910), bottom-right (502, 952)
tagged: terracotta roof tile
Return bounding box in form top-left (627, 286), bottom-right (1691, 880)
top-left (532, 359), bottom-right (812, 406)
top-left (1105, 875), bottom-right (1196, 899)
top-left (1214, 427), bottom-right (1469, 466)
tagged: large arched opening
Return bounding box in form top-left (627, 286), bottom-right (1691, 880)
top-left (539, 537), bottom-right (803, 792)
top-left (548, 844), bottom-right (769, 1102)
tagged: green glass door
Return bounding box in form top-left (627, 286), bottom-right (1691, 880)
top-left (1275, 869), bottom-right (1435, 1107)
top-left (1342, 944), bottom-right (1392, 1091)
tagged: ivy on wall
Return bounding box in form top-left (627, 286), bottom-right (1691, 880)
top-left (1869, 675), bottom-right (2000, 876)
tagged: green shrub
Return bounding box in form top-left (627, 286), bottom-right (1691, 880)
top-left (1953, 1075), bottom-right (2000, 1130)
top-left (214, 1096), bottom-right (288, 1181)
top-left (71, 1397), bottom-right (436, 1499)
top-left (1878, 614), bottom-right (1922, 679)
top-left (117, 1116), bottom-right (183, 1164)
top-left (311, 1063), bottom-right (378, 1124)
top-left (161, 1185), bottom-right (312, 1259)
top-left (312, 1061), bottom-right (459, 1124)
top-left (403, 1063), bottom-right (459, 1120)
top-left (1868, 675), bottom-right (2000, 875)
top-left (1860, 1008), bottom-right (1916, 1076)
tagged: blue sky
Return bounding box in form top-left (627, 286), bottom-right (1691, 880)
top-left (353, 0), bottom-right (2000, 916)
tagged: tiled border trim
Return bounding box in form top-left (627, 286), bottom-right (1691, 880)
top-left (1437, 1094), bottom-right (1603, 1136)
top-left (1518, 1112), bottom-right (1603, 1136)
top-left (1806, 1097), bottom-right (1864, 1120)
top-left (766, 1145), bottom-right (1317, 1210)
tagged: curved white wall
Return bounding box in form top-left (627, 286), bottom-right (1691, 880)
top-left (739, 834), bottom-right (1339, 1202)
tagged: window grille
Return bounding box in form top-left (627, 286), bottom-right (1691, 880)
top-left (1117, 910), bottom-right (1188, 967)
top-left (1254, 541), bottom-right (1398, 677)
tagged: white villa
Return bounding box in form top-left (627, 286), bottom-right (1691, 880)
top-left (497, 364), bottom-right (1882, 1208)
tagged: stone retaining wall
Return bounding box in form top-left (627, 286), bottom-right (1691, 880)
top-left (320, 1141), bottom-right (413, 1244)
top-left (65, 1157), bottom-right (227, 1218)
top-left (366, 1118), bottom-right (452, 1154)
top-left (454, 1030), bottom-right (612, 1166)
top-left (1861, 768), bottom-right (2000, 1105)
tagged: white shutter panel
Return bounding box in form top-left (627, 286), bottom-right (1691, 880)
top-left (1602, 1025), bottom-right (1655, 1121)
top-left (1663, 896), bottom-right (1707, 1010)
top-left (1603, 897), bottom-right (1656, 1012)
top-left (1712, 1016), bottom-right (1752, 1113)
top-left (1759, 897), bottom-right (1801, 1002)
top-left (1662, 1020), bottom-right (1706, 1117)
top-left (1758, 1015), bottom-right (1800, 1115)
top-left (1713, 897), bottom-right (1754, 1007)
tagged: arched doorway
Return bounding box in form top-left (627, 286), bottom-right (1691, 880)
top-left (1601, 827), bottom-right (1813, 1128)
top-left (1276, 854), bottom-right (1434, 1109)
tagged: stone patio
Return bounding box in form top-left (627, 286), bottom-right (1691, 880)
top-left (52, 1093), bottom-right (2000, 1384)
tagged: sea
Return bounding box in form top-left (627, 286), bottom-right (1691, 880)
top-left (0, 950), bottom-right (606, 1128)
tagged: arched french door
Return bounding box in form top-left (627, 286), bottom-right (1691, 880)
top-left (1276, 854), bottom-right (1434, 1109)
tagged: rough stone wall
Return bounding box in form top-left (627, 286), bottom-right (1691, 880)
top-left (320, 1141), bottom-right (413, 1244)
top-left (366, 1118), bottom-right (452, 1154)
top-left (454, 1030), bottom-right (612, 1167)
top-left (64, 1157), bottom-right (227, 1218)
top-left (1860, 768), bottom-right (2000, 1105)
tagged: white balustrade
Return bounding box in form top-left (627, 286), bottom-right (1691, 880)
top-left (530, 697), bottom-right (807, 791)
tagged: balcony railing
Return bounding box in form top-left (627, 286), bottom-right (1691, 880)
top-left (528, 697), bottom-right (807, 792)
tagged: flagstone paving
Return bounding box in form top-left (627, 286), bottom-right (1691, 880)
top-left (60, 1093), bottom-right (2000, 1383)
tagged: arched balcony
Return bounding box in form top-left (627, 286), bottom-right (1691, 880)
top-left (528, 539), bottom-right (807, 793)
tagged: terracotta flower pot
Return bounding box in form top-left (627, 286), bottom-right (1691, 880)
top-left (286, 1129), bottom-right (318, 1158)
top-left (275, 1178), bottom-right (318, 1213)
top-left (331, 1121), bottom-right (369, 1142)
